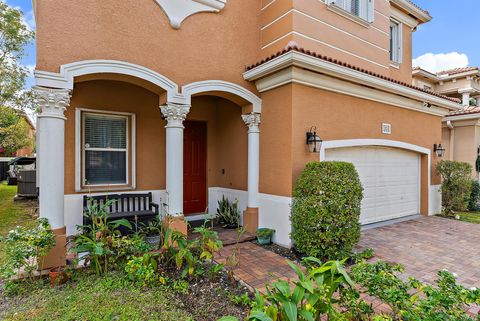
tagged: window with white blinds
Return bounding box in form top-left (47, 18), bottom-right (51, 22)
top-left (390, 20), bottom-right (403, 64)
top-left (327, 0), bottom-right (374, 22)
top-left (82, 113), bottom-right (128, 186)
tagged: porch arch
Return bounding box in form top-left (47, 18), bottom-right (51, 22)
top-left (182, 80), bottom-right (262, 113)
top-left (34, 60), bottom-right (187, 104)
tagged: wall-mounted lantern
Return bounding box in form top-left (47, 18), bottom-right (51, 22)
top-left (433, 143), bottom-right (445, 158)
top-left (306, 126), bottom-right (322, 153)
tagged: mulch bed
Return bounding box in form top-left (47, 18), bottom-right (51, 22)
top-left (170, 269), bottom-right (252, 321)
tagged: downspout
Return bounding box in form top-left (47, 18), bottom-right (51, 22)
top-left (446, 120), bottom-right (454, 160)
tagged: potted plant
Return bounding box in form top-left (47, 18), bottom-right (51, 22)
top-left (140, 218), bottom-right (162, 249)
top-left (216, 196), bottom-right (240, 229)
top-left (256, 228), bottom-right (275, 245)
top-left (49, 266), bottom-right (71, 288)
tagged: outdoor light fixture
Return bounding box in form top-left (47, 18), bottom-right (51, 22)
top-left (433, 143), bottom-right (445, 158)
top-left (306, 126), bottom-right (322, 153)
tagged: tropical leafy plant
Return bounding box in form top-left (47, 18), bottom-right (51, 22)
top-left (0, 218), bottom-right (56, 280)
top-left (192, 222), bottom-right (224, 280)
top-left (125, 253), bottom-right (164, 287)
top-left (139, 217), bottom-right (163, 237)
top-left (70, 199), bottom-right (132, 275)
top-left (351, 260), bottom-right (480, 321)
top-left (220, 257), bottom-right (372, 321)
top-left (216, 196), bottom-right (240, 228)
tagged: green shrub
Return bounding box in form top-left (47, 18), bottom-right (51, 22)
top-left (290, 161), bottom-right (363, 260)
top-left (351, 261), bottom-right (480, 320)
top-left (436, 160), bottom-right (472, 215)
top-left (468, 179), bottom-right (480, 211)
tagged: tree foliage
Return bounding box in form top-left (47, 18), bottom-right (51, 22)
top-left (0, 105), bottom-right (33, 155)
top-left (0, 0), bottom-right (35, 109)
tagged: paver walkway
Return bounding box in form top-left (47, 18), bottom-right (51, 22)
top-left (216, 242), bottom-right (297, 293)
top-left (216, 216), bottom-right (480, 315)
top-left (357, 216), bottom-right (480, 288)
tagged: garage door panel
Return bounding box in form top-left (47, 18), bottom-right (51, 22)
top-left (325, 146), bottom-right (420, 224)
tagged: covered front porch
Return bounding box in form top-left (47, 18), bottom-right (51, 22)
top-left (33, 60), bottom-right (263, 266)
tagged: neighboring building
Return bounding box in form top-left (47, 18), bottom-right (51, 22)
top-left (412, 67), bottom-right (480, 107)
top-left (412, 67), bottom-right (480, 176)
top-left (33, 0), bottom-right (460, 249)
top-left (0, 112), bottom-right (36, 158)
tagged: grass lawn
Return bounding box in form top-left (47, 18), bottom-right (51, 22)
top-left (455, 212), bottom-right (480, 224)
top-left (0, 182), bottom-right (37, 265)
top-left (1, 272), bottom-right (193, 321)
top-left (0, 181), bottom-right (249, 320)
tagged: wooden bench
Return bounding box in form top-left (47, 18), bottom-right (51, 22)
top-left (83, 193), bottom-right (159, 234)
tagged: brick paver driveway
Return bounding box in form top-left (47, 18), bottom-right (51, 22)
top-left (358, 216), bottom-right (480, 287)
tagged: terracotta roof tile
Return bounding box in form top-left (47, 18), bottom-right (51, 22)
top-left (246, 45), bottom-right (460, 104)
top-left (405, 0), bottom-right (430, 15)
top-left (447, 105), bottom-right (480, 117)
top-left (437, 67), bottom-right (479, 76)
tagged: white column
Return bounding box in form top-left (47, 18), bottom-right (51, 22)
top-left (242, 112), bottom-right (261, 208)
top-left (476, 96), bottom-right (480, 107)
top-left (160, 103), bottom-right (190, 216)
top-left (33, 87), bottom-right (71, 229)
top-left (462, 92), bottom-right (471, 106)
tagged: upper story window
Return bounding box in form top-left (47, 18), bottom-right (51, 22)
top-left (326, 0), bottom-right (374, 23)
top-left (390, 20), bottom-right (403, 64)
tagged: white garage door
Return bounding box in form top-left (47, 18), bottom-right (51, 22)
top-left (325, 146), bottom-right (420, 224)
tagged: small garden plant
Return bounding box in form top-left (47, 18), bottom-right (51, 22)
top-left (0, 218), bottom-right (56, 281)
top-left (290, 161), bottom-right (363, 260)
top-left (217, 196), bottom-right (241, 228)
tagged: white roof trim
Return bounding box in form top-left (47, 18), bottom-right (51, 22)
top-left (389, 0), bottom-right (431, 23)
top-left (243, 51), bottom-right (461, 111)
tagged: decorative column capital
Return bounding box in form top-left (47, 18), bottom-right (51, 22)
top-left (33, 86), bottom-right (71, 120)
top-left (242, 112), bottom-right (261, 133)
top-left (160, 103), bottom-right (191, 128)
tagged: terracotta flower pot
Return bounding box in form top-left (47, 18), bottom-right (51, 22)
top-left (49, 267), bottom-right (70, 288)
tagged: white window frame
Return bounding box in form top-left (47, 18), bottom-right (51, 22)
top-left (390, 19), bottom-right (403, 64)
top-left (326, 0), bottom-right (374, 24)
top-left (75, 108), bottom-right (136, 192)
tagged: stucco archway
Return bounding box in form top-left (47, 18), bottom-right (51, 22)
top-left (35, 60), bottom-right (186, 105)
top-left (182, 80), bottom-right (262, 113)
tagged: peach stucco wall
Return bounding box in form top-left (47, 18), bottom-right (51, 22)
top-left (36, 0), bottom-right (262, 92)
top-left (258, 83), bottom-right (442, 214)
top-left (260, 0), bottom-right (416, 83)
top-left (64, 80), bottom-right (247, 194)
top-left (442, 122), bottom-right (480, 178)
top-left (37, 0), bottom-right (419, 91)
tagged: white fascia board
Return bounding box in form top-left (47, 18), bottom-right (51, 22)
top-left (389, 0), bottom-right (431, 23)
top-left (443, 113), bottom-right (480, 122)
top-left (256, 67), bottom-right (451, 117)
top-left (390, 6), bottom-right (418, 29)
top-left (243, 51), bottom-right (461, 111)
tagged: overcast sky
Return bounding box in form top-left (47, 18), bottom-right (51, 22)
top-left (7, 0), bottom-right (480, 87)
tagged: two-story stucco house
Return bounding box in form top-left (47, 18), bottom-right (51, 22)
top-left (33, 0), bottom-right (460, 262)
top-left (412, 66), bottom-right (480, 177)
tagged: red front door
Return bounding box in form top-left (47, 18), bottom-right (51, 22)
top-left (183, 121), bottom-right (207, 215)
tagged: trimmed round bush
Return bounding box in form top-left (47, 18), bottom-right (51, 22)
top-left (290, 161), bottom-right (363, 260)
